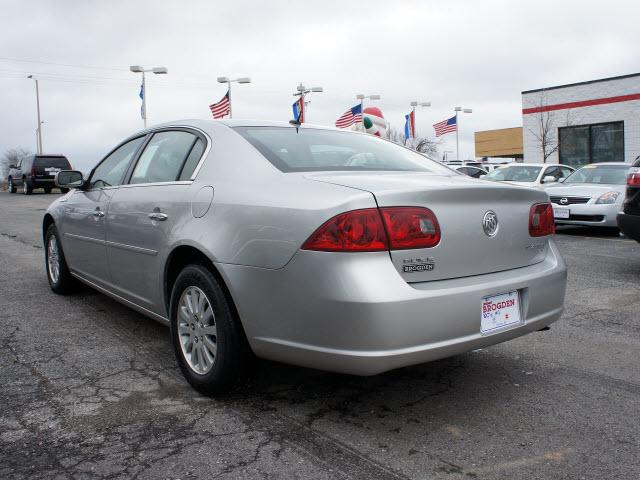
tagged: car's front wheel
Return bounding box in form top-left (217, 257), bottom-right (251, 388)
top-left (169, 264), bottom-right (252, 395)
top-left (8, 178), bottom-right (16, 193)
top-left (45, 224), bottom-right (78, 294)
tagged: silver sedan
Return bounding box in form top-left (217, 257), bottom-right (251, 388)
top-left (44, 120), bottom-right (567, 394)
top-left (544, 162), bottom-right (630, 228)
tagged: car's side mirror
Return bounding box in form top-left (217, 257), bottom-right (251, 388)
top-left (542, 175), bottom-right (557, 184)
top-left (56, 170), bottom-right (85, 189)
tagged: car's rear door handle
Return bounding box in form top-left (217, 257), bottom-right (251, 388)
top-left (148, 212), bottom-right (168, 221)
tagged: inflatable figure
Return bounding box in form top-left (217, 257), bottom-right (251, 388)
top-left (361, 106), bottom-right (388, 137)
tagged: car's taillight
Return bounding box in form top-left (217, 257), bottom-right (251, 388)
top-left (302, 207), bottom-right (441, 252)
top-left (380, 207), bottom-right (441, 249)
top-left (628, 168), bottom-right (640, 186)
top-left (302, 208), bottom-right (388, 252)
top-left (31, 166), bottom-right (37, 175)
top-left (529, 203), bottom-right (555, 237)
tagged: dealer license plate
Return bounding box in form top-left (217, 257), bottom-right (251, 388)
top-left (553, 207), bottom-right (570, 219)
top-left (481, 291), bottom-right (522, 334)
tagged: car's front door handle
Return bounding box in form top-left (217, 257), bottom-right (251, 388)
top-left (93, 209), bottom-right (105, 218)
top-left (148, 212), bottom-right (168, 221)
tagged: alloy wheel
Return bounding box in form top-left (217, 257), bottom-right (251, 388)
top-left (177, 286), bottom-right (217, 374)
top-left (47, 235), bottom-right (60, 284)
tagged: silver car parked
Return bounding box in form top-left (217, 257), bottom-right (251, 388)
top-left (44, 120), bottom-right (567, 394)
top-left (544, 162), bottom-right (630, 228)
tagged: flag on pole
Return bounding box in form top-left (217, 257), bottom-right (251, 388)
top-left (404, 110), bottom-right (415, 140)
top-left (139, 83), bottom-right (145, 119)
top-left (209, 90), bottom-right (231, 119)
top-left (292, 96), bottom-right (304, 123)
top-left (433, 116), bottom-right (457, 136)
top-left (335, 104), bottom-right (363, 128)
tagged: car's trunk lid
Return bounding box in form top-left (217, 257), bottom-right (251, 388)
top-left (306, 171), bottom-right (550, 282)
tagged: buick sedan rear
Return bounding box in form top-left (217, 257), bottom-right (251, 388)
top-left (44, 120), bottom-right (567, 394)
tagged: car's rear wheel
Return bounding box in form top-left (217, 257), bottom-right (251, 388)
top-left (8, 178), bottom-right (16, 193)
top-left (170, 264), bottom-right (252, 395)
top-left (22, 179), bottom-right (32, 195)
top-left (44, 187), bottom-right (52, 194)
top-left (45, 224), bottom-right (78, 294)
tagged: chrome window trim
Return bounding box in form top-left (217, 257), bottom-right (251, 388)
top-left (119, 180), bottom-right (193, 189)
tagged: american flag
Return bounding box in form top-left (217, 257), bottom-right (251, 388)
top-left (209, 90), bottom-right (230, 119)
top-left (335, 104), bottom-right (363, 128)
top-left (433, 116), bottom-right (457, 136)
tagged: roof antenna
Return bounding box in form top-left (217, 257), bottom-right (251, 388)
top-left (289, 119), bottom-right (301, 133)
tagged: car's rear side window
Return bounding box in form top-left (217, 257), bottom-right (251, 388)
top-left (34, 157), bottom-right (71, 169)
top-left (130, 131), bottom-right (198, 184)
top-left (178, 138), bottom-right (205, 180)
top-left (233, 126), bottom-right (450, 173)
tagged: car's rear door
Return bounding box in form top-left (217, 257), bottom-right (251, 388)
top-left (61, 136), bottom-right (146, 286)
top-left (105, 129), bottom-right (207, 315)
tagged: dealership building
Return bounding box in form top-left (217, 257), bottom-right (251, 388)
top-left (476, 73), bottom-right (640, 166)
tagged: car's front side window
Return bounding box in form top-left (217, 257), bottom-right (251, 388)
top-left (90, 137), bottom-right (145, 189)
top-left (129, 131), bottom-right (198, 184)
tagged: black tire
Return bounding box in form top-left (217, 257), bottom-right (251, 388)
top-left (59, 188), bottom-right (69, 194)
top-left (45, 224), bottom-right (79, 294)
top-left (169, 264), bottom-right (252, 395)
top-left (8, 178), bottom-right (16, 193)
top-left (44, 187), bottom-right (52, 194)
top-left (22, 179), bottom-right (32, 195)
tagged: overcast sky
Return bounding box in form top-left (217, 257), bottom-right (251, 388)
top-left (1, 0), bottom-right (638, 171)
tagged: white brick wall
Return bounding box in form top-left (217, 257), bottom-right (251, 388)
top-left (522, 74), bottom-right (640, 164)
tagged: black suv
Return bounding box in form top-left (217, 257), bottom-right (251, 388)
top-left (7, 154), bottom-right (72, 195)
top-left (617, 157), bottom-right (640, 242)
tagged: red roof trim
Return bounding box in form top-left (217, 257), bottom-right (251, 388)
top-left (522, 93), bottom-right (640, 115)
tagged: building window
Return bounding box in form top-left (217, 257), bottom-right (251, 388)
top-left (559, 121), bottom-right (624, 167)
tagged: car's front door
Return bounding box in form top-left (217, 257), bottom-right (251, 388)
top-left (105, 129), bottom-right (206, 314)
top-left (61, 136), bottom-right (146, 286)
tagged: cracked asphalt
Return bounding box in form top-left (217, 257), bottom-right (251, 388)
top-left (1, 190), bottom-right (639, 479)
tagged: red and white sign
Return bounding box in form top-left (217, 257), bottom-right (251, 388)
top-left (481, 291), bottom-right (522, 334)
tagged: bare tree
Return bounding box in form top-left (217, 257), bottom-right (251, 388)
top-left (1, 148), bottom-right (32, 181)
top-left (527, 91), bottom-right (572, 163)
top-left (385, 126), bottom-right (440, 158)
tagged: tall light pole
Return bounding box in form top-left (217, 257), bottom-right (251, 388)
top-left (217, 76), bottom-right (251, 119)
top-left (410, 101), bottom-right (431, 149)
top-left (293, 83), bottom-right (323, 122)
top-left (356, 93), bottom-right (380, 132)
top-left (27, 75), bottom-right (43, 154)
top-left (454, 106), bottom-right (472, 160)
top-left (130, 65), bottom-right (168, 128)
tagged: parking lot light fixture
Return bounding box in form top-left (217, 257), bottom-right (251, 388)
top-left (409, 101), bottom-right (431, 149)
top-left (293, 83), bottom-right (324, 122)
top-left (27, 75), bottom-right (43, 154)
top-left (129, 65), bottom-right (169, 127)
top-left (217, 76), bottom-right (252, 118)
top-left (454, 106), bottom-right (472, 160)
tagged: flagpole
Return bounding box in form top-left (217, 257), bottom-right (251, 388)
top-left (455, 110), bottom-right (459, 160)
top-left (227, 81), bottom-right (232, 119)
top-left (142, 72), bottom-right (147, 128)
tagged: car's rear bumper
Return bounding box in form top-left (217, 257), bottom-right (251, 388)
top-left (617, 212), bottom-right (640, 241)
top-left (219, 239), bottom-right (567, 375)
top-left (553, 202), bottom-right (620, 227)
top-left (31, 178), bottom-right (56, 185)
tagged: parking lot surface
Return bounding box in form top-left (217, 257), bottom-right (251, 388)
top-left (1, 191), bottom-right (639, 479)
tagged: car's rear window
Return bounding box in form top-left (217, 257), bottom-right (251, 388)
top-left (484, 165), bottom-right (542, 182)
top-left (233, 127), bottom-right (451, 173)
top-left (34, 157), bottom-right (71, 169)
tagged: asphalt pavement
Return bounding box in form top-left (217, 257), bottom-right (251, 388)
top-left (1, 190), bottom-right (639, 479)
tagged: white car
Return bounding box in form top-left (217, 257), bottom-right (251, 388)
top-left (483, 163), bottom-right (575, 188)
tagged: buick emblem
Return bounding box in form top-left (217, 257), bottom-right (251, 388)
top-left (560, 197), bottom-right (568, 205)
top-left (482, 210), bottom-right (499, 237)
